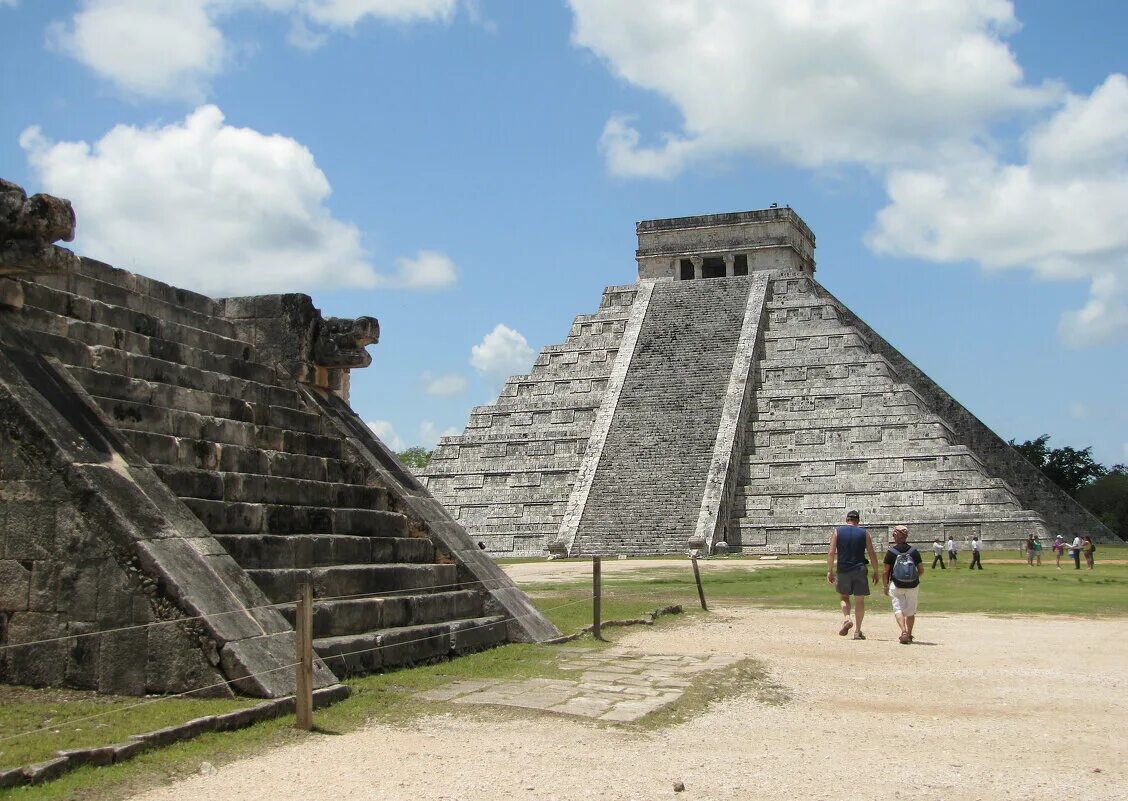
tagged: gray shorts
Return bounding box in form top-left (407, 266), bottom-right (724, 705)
top-left (835, 568), bottom-right (870, 596)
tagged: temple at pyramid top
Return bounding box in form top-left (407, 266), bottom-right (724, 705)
top-left (424, 206), bottom-right (1113, 557)
top-left (636, 207), bottom-right (816, 280)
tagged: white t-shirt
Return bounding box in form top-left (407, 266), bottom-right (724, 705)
top-left (971, 539), bottom-right (980, 551)
top-left (946, 538), bottom-right (956, 552)
top-left (932, 541), bottom-right (943, 555)
top-left (1071, 536), bottom-right (1082, 550)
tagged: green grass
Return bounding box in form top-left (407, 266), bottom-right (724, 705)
top-left (0, 639), bottom-right (619, 801)
top-left (524, 546), bottom-right (1128, 618)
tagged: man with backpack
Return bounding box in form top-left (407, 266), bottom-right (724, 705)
top-left (883, 525), bottom-right (924, 644)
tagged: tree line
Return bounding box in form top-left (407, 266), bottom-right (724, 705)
top-left (1009, 435), bottom-right (1127, 541)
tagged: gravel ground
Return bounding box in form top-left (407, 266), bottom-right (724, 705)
top-left (132, 606), bottom-right (1127, 801)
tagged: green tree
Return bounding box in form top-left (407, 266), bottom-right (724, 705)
top-left (1009, 434), bottom-right (1106, 496)
top-left (396, 446), bottom-right (433, 469)
top-left (1077, 465), bottom-right (1128, 541)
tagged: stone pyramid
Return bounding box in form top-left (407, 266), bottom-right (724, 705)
top-left (0, 179), bottom-right (558, 697)
top-left (423, 208), bottom-right (1112, 556)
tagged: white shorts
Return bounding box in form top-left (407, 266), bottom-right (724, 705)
top-left (889, 585), bottom-right (919, 617)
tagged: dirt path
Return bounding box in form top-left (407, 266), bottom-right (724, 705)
top-left (132, 607), bottom-right (1127, 801)
top-left (503, 557), bottom-right (822, 583)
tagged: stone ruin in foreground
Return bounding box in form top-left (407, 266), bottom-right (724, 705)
top-left (0, 178), bottom-right (559, 697)
top-left (423, 208), bottom-right (1113, 557)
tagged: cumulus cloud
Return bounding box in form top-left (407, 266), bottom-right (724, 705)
top-left (869, 75), bottom-right (1128, 345)
top-left (387, 250), bottom-right (457, 290)
top-left (20, 105), bottom-right (383, 296)
top-left (48, 0), bottom-right (228, 101)
top-left (367, 419), bottom-right (405, 450)
top-left (51, 0), bottom-right (458, 97)
top-left (569, 0), bottom-right (1057, 177)
top-left (421, 372), bottom-right (467, 396)
top-left (470, 324), bottom-right (534, 381)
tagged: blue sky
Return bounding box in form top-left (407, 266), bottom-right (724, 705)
top-left (2, 1), bottom-right (1126, 465)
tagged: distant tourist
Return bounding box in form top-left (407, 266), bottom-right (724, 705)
top-left (1024, 535), bottom-right (1035, 566)
top-left (827, 510), bottom-right (879, 640)
top-left (1070, 534), bottom-right (1083, 570)
top-left (930, 537), bottom-right (946, 570)
top-left (969, 536), bottom-right (984, 570)
top-left (1053, 535), bottom-right (1065, 569)
top-left (946, 535), bottom-right (958, 566)
top-left (1032, 535), bottom-right (1043, 566)
top-left (1083, 536), bottom-right (1095, 570)
top-left (883, 525), bottom-right (924, 644)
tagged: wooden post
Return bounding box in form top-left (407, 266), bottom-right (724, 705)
top-left (691, 553), bottom-right (708, 611)
top-left (294, 580), bottom-right (314, 731)
top-left (592, 555), bottom-right (603, 640)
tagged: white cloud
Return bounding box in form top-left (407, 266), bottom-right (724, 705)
top-left (1, 0), bottom-right (21, 8)
top-left (293, 0), bottom-right (457, 27)
top-left (367, 419), bottom-right (405, 450)
top-left (869, 74), bottom-right (1128, 345)
top-left (387, 250), bottom-right (457, 290)
top-left (569, 0), bottom-right (1057, 177)
top-left (421, 372), bottom-right (467, 396)
top-left (49, 0), bottom-right (228, 101)
top-left (418, 420), bottom-right (459, 448)
top-left (51, 0), bottom-right (458, 95)
top-left (470, 324), bottom-right (534, 380)
top-left (20, 105), bottom-right (384, 296)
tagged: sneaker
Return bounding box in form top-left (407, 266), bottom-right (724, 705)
top-left (838, 620), bottom-right (853, 636)
top-left (852, 631), bottom-right (866, 640)
top-left (898, 632), bottom-right (911, 645)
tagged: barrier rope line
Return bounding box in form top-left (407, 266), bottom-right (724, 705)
top-left (0, 574), bottom-right (521, 653)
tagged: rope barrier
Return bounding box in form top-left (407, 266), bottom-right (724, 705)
top-left (0, 574), bottom-right (520, 653)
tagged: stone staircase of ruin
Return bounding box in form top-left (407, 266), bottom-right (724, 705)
top-left (11, 258), bottom-right (510, 676)
top-left (571, 277), bottom-right (753, 555)
top-left (726, 272), bottom-right (1043, 552)
top-left (423, 284), bottom-right (640, 555)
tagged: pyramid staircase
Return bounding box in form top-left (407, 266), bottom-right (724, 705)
top-left (1, 255), bottom-right (556, 690)
top-left (424, 208), bottom-right (1113, 556)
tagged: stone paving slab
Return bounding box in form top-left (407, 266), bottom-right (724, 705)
top-left (417, 647), bottom-right (737, 723)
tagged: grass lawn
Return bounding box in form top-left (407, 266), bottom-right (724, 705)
top-left (523, 544), bottom-right (1128, 625)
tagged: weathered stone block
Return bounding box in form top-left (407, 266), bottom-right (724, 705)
top-left (0, 559), bottom-right (31, 609)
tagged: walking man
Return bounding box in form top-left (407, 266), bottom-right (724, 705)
top-left (883, 525), bottom-right (924, 644)
top-left (930, 537), bottom-right (946, 569)
top-left (827, 510), bottom-right (879, 640)
top-left (969, 536), bottom-right (984, 569)
top-left (946, 535), bottom-right (958, 566)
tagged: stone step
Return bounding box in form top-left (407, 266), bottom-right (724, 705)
top-left (30, 269), bottom-right (239, 339)
top-left (81, 346), bottom-right (300, 409)
top-left (70, 257), bottom-right (219, 317)
top-left (212, 533), bottom-right (434, 569)
top-left (75, 369), bottom-right (320, 432)
top-left (247, 563), bottom-right (460, 604)
top-left (313, 616), bottom-right (509, 677)
top-left (184, 499), bottom-right (404, 536)
top-left (123, 431), bottom-right (364, 483)
top-left (743, 444), bottom-right (972, 465)
top-left (16, 302), bottom-right (259, 367)
top-left (277, 589), bottom-right (483, 637)
top-left (93, 397), bottom-right (339, 455)
top-left (735, 473), bottom-right (1005, 495)
top-left (154, 465), bottom-right (387, 508)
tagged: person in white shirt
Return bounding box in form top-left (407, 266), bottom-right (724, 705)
top-left (968, 536), bottom-right (983, 570)
top-left (1070, 535), bottom-right (1083, 570)
top-left (946, 536), bottom-right (957, 565)
top-left (930, 538), bottom-right (946, 569)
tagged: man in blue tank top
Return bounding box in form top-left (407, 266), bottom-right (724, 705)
top-left (826, 510), bottom-right (880, 639)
